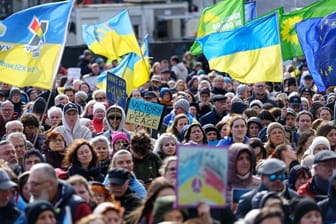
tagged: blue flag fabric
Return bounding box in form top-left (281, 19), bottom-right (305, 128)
top-left (0, 1), bottom-right (73, 89)
top-left (245, 1), bottom-right (257, 22)
top-left (318, 12), bottom-right (336, 89)
top-left (197, 13), bottom-right (282, 84)
top-left (296, 12), bottom-right (336, 92)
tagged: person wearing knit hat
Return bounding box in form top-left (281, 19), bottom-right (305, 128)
top-left (9, 87), bottom-right (24, 118)
top-left (291, 196), bottom-right (321, 224)
top-left (32, 97), bottom-right (47, 120)
top-left (25, 200), bottom-right (56, 224)
top-left (75, 90), bottom-right (88, 107)
top-left (202, 123), bottom-right (220, 143)
top-left (247, 117), bottom-right (263, 138)
top-left (173, 98), bottom-right (190, 113)
top-left (92, 103), bottom-right (106, 133)
top-left (111, 131), bottom-right (129, 152)
top-left (304, 136), bottom-right (331, 156)
top-left (249, 99), bottom-right (263, 113)
top-left (159, 87), bottom-right (173, 107)
top-left (163, 98), bottom-right (197, 129)
top-left (152, 195), bottom-right (188, 223)
top-left (264, 122), bottom-right (288, 156)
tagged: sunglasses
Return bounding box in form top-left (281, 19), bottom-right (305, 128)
top-left (268, 173), bottom-right (286, 182)
top-left (108, 116), bottom-right (121, 120)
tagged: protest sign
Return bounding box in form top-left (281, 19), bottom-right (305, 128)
top-left (176, 145), bottom-right (228, 207)
top-left (125, 98), bottom-right (164, 130)
top-left (67, 67), bottom-right (81, 80)
top-left (106, 72), bottom-right (127, 109)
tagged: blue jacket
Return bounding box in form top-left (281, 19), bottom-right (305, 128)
top-left (217, 136), bottom-right (250, 147)
top-left (200, 110), bottom-right (227, 126)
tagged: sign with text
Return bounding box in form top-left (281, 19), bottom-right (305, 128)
top-left (125, 98), bottom-right (164, 130)
top-left (106, 72), bottom-right (127, 109)
top-left (177, 145), bottom-right (228, 208)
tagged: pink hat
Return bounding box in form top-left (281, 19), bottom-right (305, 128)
top-left (111, 132), bottom-right (129, 146)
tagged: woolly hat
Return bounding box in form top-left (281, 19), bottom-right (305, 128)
top-left (230, 101), bottom-right (248, 114)
top-left (174, 99), bottom-right (190, 112)
top-left (75, 91), bottom-right (88, 102)
top-left (93, 103), bottom-right (106, 113)
top-left (111, 131), bottom-right (129, 146)
top-left (236, 84), bottom-right (247, 96)
top-left (160, 87), bottom-right (172, 98)
top-left (327, 93), bottom-right (335, 104)
top-left (152, 195), bottom-right (188, 224)
top-left (305, 136), bottom-right (330, 155)
top-left (25, 200), bottom-right (55, 224)
top-left (224, 77), bottom-right (232, 84)
top-left (266, 122), bottom-right (285, 137)
top-left (247, 117), bottom-right (263, 130)
top-left (9, 87), bottom-right (21, 99)
top-left (202, 124), bottom-right (218, 133)
top-left (249, 99), bottom-right (263, 109)
top-left (32, 97), bottom-right (47, 114)
top-left (292, 197), bottom-right (320, 224)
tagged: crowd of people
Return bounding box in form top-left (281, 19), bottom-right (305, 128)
top-left (0, 49), bottom-right (335, 224)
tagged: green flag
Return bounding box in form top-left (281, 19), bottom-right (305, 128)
top-left (280, 0), bottom-right (336, 60)
top-left (190, 0), bottom-right (244, 56)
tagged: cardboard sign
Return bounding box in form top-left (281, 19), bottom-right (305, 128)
top-left (106, 72), bottom-right (127, 109)
top-left (67, 67), bottom-right (81, 80)
top-left (176, 145), bottom-right (228, 207)
top-left (125, 98), bottom-right (164, 130)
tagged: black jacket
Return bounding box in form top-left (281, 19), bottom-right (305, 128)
top-left (235, 182), bottom-right (297, 219)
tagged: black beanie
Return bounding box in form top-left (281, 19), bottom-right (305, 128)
top-left (293, 197), bottom-right (321, 224)
top-left (25, 200), bottom-right (55, 224)
top-left (32, 97), bottom-right (47, 114)
top-left (230, 101), bottom-right (248, 115)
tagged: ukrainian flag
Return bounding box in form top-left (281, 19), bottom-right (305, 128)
top-left (82, 10), bottom-right (141, 60)
top-left (96, 35), bottom-right (150, 94)
top-left (0, 1), bottom-right (73, 89)
top-left (197, 13), bottom-right (282, 84)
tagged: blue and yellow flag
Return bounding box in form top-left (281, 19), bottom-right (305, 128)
top-left (296, 12), bottom-right (336, 92)
top-left (96, 35), bottom-right (150, 94)
top-left (0, 1), bottom-right (73, 89)
top-left (82, 10), bottom-right (141, 60)
top-left (197, 13), bottom-right (282, 84)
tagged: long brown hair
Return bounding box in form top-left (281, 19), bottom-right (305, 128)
top-left (63, 139), bottom-right (99, 168)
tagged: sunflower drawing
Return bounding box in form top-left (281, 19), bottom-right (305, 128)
top-left (280, 16), bottom-right (303, 45)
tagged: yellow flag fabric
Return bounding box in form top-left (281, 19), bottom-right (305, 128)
top-left (0, 1), bottom-right (73, 89)
top-left (197, 13), bottom-right (282, 83)
top-left (82, 10), bottom-right (141, 60)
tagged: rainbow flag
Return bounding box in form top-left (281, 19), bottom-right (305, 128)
top-left (197, 13), bottom-right (282, 83)
top-left (0, 1), bottom-right (73, 89)
top-left (82, 10), bottom-right (141, 60)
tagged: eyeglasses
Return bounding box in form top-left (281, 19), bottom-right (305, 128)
top-left (109, 116), bottom-right (121, 120)
top-left (268, 173), bottom-right (286, 182)
top-left (95, 97), bottom-right (106, 101)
